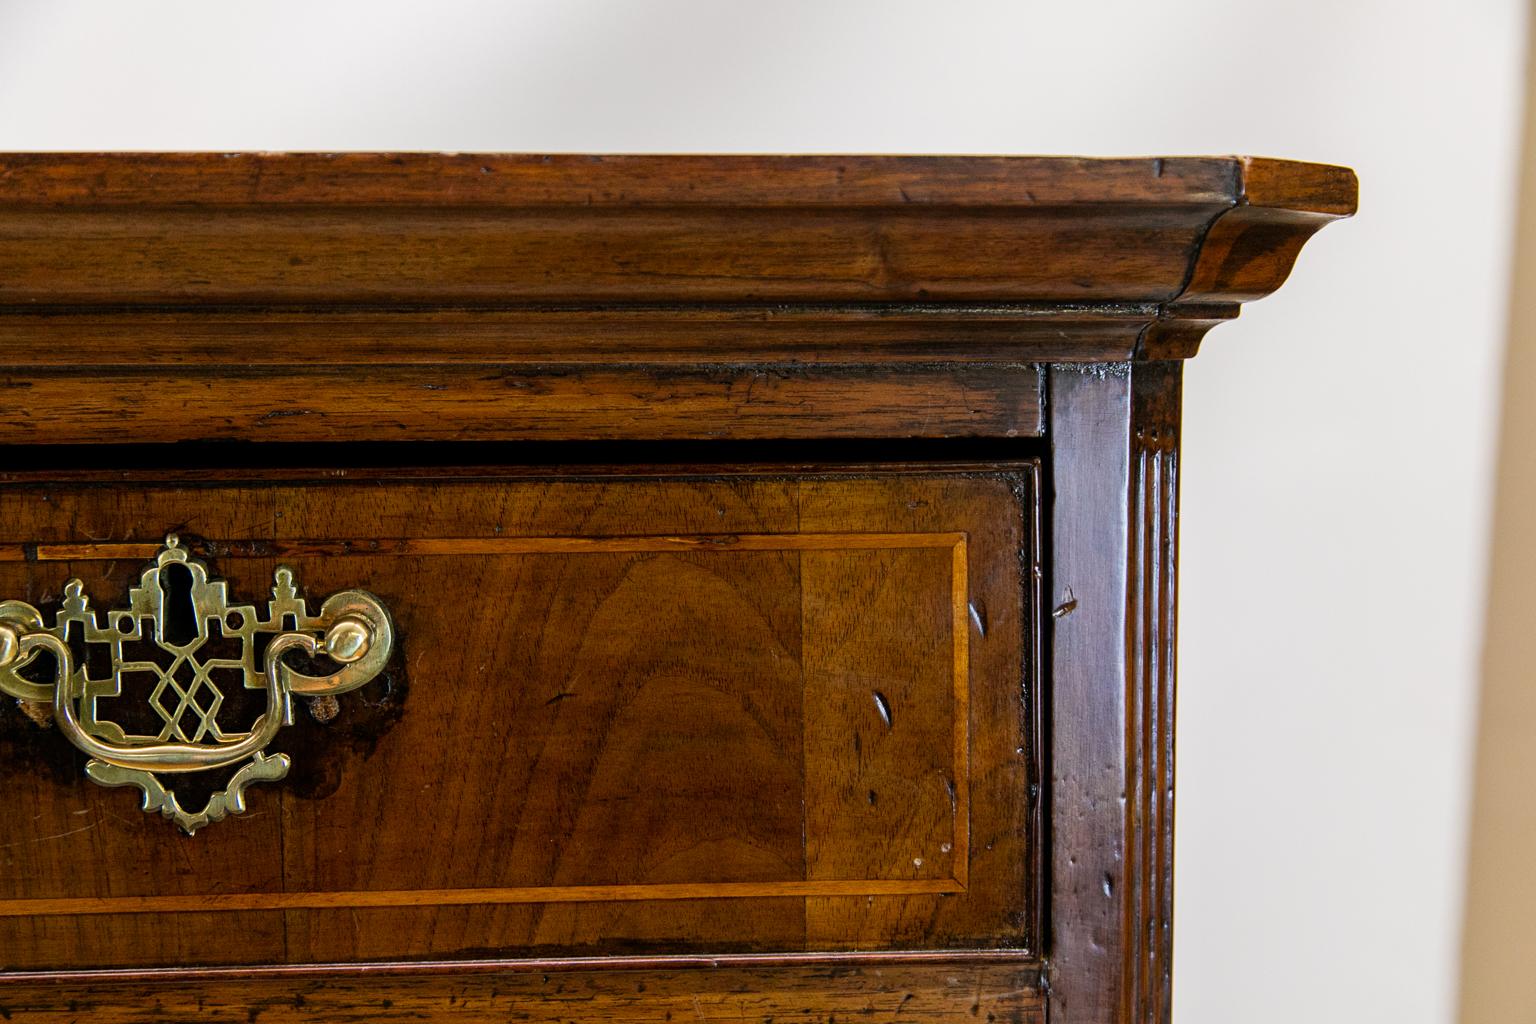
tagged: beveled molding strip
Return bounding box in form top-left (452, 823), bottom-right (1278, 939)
top-left (0, 303), bottom-right (1214, 366)
top-left (4, 530), bottom-right (971, 918)
top-left (0, 155), bottom-right (1356, 372)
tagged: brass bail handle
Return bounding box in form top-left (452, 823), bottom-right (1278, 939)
top-left (0, 535), bottom-right (394, 833)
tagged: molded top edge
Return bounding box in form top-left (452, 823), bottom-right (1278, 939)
top-left (0, 153), bottom-right (1357, 214)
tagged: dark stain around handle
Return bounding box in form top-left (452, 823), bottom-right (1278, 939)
top-left (275, 627), bottom-right (410, 802)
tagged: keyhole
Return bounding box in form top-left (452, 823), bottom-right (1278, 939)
top-left (160, 562), bottom-right (199, 646)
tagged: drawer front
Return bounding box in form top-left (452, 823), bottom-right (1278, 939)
top-left (0, 467), bottom-right (1037, 969)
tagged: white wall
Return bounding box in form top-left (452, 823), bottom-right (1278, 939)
top-left (0, 3), bottom-right (1522, 1021)
top-left (1459, 11), bottom-right (1536, 1017)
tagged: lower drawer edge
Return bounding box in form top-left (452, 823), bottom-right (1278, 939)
top-left (0, 954), bottom-right (1047, 1024)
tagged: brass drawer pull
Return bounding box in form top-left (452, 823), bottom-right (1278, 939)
top-left (0, 535), bottom-right (393, 833)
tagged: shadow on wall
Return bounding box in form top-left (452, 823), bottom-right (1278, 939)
top-left (1458, 4), bottom-right (1536, 1020)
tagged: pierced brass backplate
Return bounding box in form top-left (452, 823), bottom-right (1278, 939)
top-left (0, 535), bottom-right (393, 833)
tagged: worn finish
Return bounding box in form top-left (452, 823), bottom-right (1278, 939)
top-left (0, 363), bottom-right (1047, 444)
top-left (1046, 363), bottom-right (1182, 1024)
top-left (0, 534), bottom-right (394, 834)
top-left (0, 154), bottom-right (1354, 445)
top-left (0, 471), bottom-right (1035, 969)
top-left (0, 958), bottom-right (1046, 1024)
top-left (0, 154), bottom-right (1354, 1022)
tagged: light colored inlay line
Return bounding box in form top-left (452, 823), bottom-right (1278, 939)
top-left (6, 530), bottom-right (972, 917)
top-left (951, 535), bottom-right (971, 888)
top-left (8, 532), bottom-right (968, 562)
top-left (0, 879), bottom-right (967, 919)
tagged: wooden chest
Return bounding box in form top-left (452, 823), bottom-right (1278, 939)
top-left (0, 154), bottom-right (1354, 1023)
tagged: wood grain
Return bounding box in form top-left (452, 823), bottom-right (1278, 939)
top-left (0, 469), bottom-right (1034, 969)
top-left (0, 204), bottom-right (1228, 306)
top-left (0, 364), bottom-right (1046, 445)
top-left (0, 155), bottom-right (1353, 388)
top-left (0, 152), bottom-right (1357, 1019)
top-left (796, 474), bottom-right (1035, 953)
top-left (0, 958), bottom-right (1046, 1024)
top-left (0, 880), bottom-right (969, 919)
top-left (0, 152), bottom-right (1302, 208)
top-left (1127, 366), bottom-right (1180, 1024)
top-left (8, 532), bottom-right (971, 563)
top-left (1046, 363), bottom-right (1181, 1024)
top-left (0, 306), bottom-right (1181, 367)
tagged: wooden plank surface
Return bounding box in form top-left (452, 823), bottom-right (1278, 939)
top-left (0, 154), bottom-right (1354, 458)
top-left (0, 152), bottom-right (1298, 207)
top-left (0, 364), bottom-right (1045, 444)
top-left (0, 469), bottom-right (1035, 969)
top-left (0, 958), bottom-right (1046, 1024)
top-left (0, 307), bottom-right (1172, 366)
top-left (0, 204), bottom-right (1220, 306)
top-left (1046, 364), bottom-right (1181, 1024)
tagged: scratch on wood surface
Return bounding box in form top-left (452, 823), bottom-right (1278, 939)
top-left (968, 600), bottom-right (988, 637)
top-left (872, 690), bottom-right (893, 730)
top-left (1, 820), bottom-right (95, 847)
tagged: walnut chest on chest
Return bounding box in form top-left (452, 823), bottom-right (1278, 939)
top-left (0, 153), bottom-right (1354, 1024)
